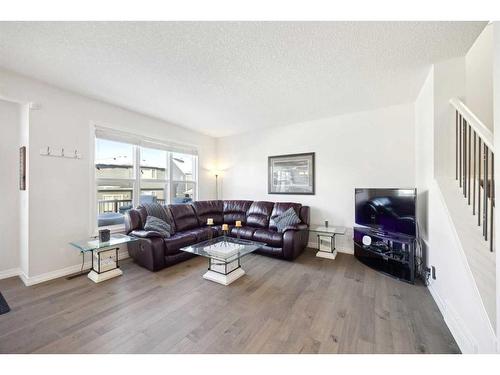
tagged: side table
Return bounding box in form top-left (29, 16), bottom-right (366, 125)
top-left (69, 233), bottom-right (137, 283)
top-left (309, 225), bottom-right (347, 260)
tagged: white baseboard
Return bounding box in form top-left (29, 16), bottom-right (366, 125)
top-left (428, 283), bottom-right (480, 354)
top-left (18, 249), bottom-right (130, 287)
top-left (0, 268), bottom-right (21, 280)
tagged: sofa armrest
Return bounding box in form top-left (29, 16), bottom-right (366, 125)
top-left (281, 223), bottom-right (309, 233)
top-left (127, 237), bottom-right (166, 271)
top-left (130, 229), bottom-right (164, 238)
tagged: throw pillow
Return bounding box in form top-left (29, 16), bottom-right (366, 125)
top-left (274, 207), bottom-right (302, 232)
top-left (144, 216), bottom-right (172, 238)
top-left (142, 203), bottom-right (175, 234)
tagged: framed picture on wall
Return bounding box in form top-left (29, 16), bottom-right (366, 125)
top-left (268, 152), bottom-right (315, 195)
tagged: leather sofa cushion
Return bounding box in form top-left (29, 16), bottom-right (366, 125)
top-left (223, 200), bottom-right (253, 224)
top-left (269, 202), bottom-right (302, 231)
top-left (182, 227), bottom-right (213, 242)
top-left (230, 226), bottom-right (257, 241)
top-left (253, 229), bottom-right (283, 247)
top-left (246, 201), bottom-right (274, 228)
top-left (192, 200), bottom-right (223, 225)
top-left (168, 204), bottom-right (199, 232)
top-left (163, 232), bottom-right (197, 255)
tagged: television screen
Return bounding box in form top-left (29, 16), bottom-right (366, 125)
top-left (355, 188), bottom-right (416, 237)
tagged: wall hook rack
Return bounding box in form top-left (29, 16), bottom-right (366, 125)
top-left (40, 146), bottom-right (82, 159)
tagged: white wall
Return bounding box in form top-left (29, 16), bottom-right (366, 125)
top-left (415, 66), bottom-right (497, 353)
top-left (415, 67), bottom-right (434, 243)
top-left (433, 57), bottom-right (466, 179)
top-left (466, 23), bottom-right (493, 131)
top-left (0, 99), bottom-right (20, 275)
top-left (0, 68), bottom-right (217, 281)
top-left (217, 103), bottom-right (416, 252)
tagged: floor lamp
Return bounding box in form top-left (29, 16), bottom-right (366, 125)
top-left (215, 174), bottom-right (219, 200)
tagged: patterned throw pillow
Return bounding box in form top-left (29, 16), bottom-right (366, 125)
top-left (274, 207), bottom-right (302, 233)
top-left (144, 216), bottom-right (172, 238)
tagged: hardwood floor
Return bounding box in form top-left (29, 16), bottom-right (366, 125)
top-left (0, 249), bottom-right (460, 354)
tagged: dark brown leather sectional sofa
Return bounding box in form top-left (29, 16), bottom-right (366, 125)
top-left (124, 200), bottom-right (310, 271)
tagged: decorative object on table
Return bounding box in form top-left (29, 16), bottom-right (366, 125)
top-left (207, 218), bottom-right (214, 240)
top-left (69, 234), bottom-right (138, 283)
top-left (0, 292), bottom-right (10, 315)
top-left (235, 220), bottom-right (242, 239)
top-left (143, 216), bottom-right (171, 238)
top-left (19, 146), bottom-right (26, 190)
top-left (268, 152), bottom-right (315, 195)
top-left (98, 229), bottom-right (111, 242)
top-left (222, 223), bottom-right (229, 237)
top-left (273, 207), bottom-right (301, 232)
top-left (309, 225), bottom-right (346, 260)
top-left (325, 220), bottom-right (328, 228)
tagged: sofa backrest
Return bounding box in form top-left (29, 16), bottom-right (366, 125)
top-left (246, 201), bottom-right (275, 228)
top-left (168, 204), bottom-right (199, 232)
top-left (223, 200), bottom-right (253, 224)
top-left (192, 200), bottom-right (224, 225)
top-left (269, 202), bottom-right (303, 231)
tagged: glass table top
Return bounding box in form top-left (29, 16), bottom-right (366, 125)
top-left (180, 236), bottom-right (265, 263)
top-left (309, 225), bottom-right (347, 235)
top-left (70, 233), bottom-right (138, 252)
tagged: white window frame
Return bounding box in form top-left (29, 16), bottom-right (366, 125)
top-left (90, 123), bottom-right (199, 236)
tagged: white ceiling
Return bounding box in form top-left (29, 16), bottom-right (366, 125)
top-left (0, 21), bottom-right (487, 137)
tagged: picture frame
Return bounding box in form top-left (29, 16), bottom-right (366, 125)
top-left (268, 152), bottom-right (315, 195)
top-left (19, 146), bottom-right (26, 191)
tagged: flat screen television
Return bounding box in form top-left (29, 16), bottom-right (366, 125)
top-left (355, 188), bottom-right (417, 237)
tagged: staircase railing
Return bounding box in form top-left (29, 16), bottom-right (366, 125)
top-left (450, 98), bottom-right (495, 252)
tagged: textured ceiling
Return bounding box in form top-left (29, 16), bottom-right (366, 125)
top-left (0, 21), bottom-right (487, 137)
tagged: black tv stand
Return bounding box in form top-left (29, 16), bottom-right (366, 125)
top-left (354, 227), bottom-right (416, 283)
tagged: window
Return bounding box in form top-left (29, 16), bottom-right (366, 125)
top-left (94, 132), bottom-right (198, 230)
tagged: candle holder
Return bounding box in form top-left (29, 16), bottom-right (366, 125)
top-left (235, 221), bottom-right (242, 240)
top-left (222, 224), bottom-right (229, 240)
top-left (207, 218), bottom-right (214, 240)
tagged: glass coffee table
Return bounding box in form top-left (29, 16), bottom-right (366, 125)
top-left (69, 234), bottom-right (138, 283)
top-left (180, 236), bottom-right (265, 285)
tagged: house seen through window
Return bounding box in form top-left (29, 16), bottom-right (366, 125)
top-left (95, 137), bottom-right (198, 229)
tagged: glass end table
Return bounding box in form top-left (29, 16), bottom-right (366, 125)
top-left (180, 236), bottom-right (264, 285)
top-left (308, 225), bottom-right (347, 260)
top-left (69, 233), bottom-right (138, 283)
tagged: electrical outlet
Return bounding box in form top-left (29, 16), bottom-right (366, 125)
top-left (431, 266), bottom-right (436, 280)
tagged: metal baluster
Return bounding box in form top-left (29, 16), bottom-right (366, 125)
top-left (468, 124), bottom-right (471, 205)
top-left (478, 138), bottom-right (482, 226)
top-left (456, 111), bottom-right (459, 180)
top-left (490, 153), bottom-right (494, 252)
top-left (473, 131), bottom-right (476, 214)
top-left (484, 144), bottom-right (489, 241)
top-left (463, 119), bottom-right (467, 197)
top-left (459, 114), bottom-right (462, 187)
